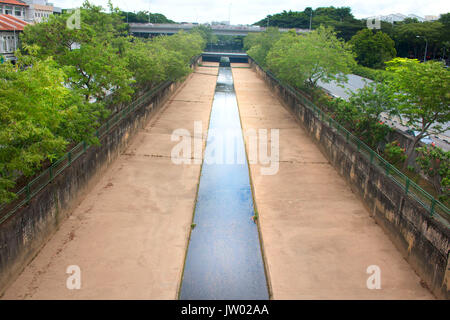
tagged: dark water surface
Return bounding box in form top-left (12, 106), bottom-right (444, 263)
top-left (179, 67), bottom-right (269, 300)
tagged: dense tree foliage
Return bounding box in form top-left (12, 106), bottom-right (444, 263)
top-left (325, 82), bottom-right (395, 149)
top-left (245, 25), bottom-right (449, 196)
top-left (385, 58), bottom-right (450, 168)
top-left (190, 25), bottom-right (218, 46)
top-left (389, 21), bottom-right (448, 61)
top-left (119, 11), bottom-right (175, 24)
top-left (262, 26), bottom-right (356, 90)
top-left (206, 35), bottom-right (244, 52)
top-left (255, 7), bottom-right (365, 41)
top-left (244, 27), bottom-right (281, 67)
top-left (349, 29), bottom-right (396, 69)
top-left (255, 7), bottom-right (449, 62)
top-left (0, 1), bottom-right (205, 204)
top-left (416, 145), bottom-right (449, 200)
top-left (21, 2), bottom-right (133, 103)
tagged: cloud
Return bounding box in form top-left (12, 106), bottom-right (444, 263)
top-left (53, 0), bottom-right (450, 24)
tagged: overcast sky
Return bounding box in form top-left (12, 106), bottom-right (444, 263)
top-left (54, 0), bottom-right (450, 25)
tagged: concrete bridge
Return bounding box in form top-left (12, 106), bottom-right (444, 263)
top-left (129, 23), bottom-right (310, 37)
top-left (0, 57), bottom-right (446, 300)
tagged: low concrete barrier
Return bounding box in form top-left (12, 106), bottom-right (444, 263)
top-left (0, 57), bottom-right (201, 296)
top-left (249, 58), bottom-right (450, 299)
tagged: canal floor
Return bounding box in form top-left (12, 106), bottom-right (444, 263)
top-left (1, 66), bottom-right (219, 300)
top-left (179, 67), bottom-right (269, 300)
top-left (232, 64), bottom-right (433, 300)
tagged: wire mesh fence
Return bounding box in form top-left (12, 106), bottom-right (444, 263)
top-left (0, 80), bottom-right (173, 225)
top-left (0, 54), bottom-right (204, 225)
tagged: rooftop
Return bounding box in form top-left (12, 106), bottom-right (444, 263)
top-left (0, 14), bottom-right (28, 31)
top-left (0, 0), bottom-right (28, 6)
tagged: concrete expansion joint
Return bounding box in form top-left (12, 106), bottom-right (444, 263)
top-left (169, 99), bottom-right (208, 103)
top-left (193, 71), bottom-right (219, 77)
top-left (279, 160), bottom-right (330, 165)
top-left (122, 152), bottom-right (203, 161)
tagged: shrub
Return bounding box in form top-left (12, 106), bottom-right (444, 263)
top-left (384, 141), bottom-right (406, 165)
top-left (416, 145), bottom-right (449, 201)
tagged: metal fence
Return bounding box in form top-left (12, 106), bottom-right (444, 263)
top-left (0, 80), bottom-right (173, 225)
top-left (250, 58), bottom-right (449, 222)
top-left (0, 54), bottom-right (202, 225)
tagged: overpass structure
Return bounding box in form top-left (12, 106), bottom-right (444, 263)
top-left (202, 51), bottom-right (249, 63)
top-left (129, 23), bottom-right (310, 37)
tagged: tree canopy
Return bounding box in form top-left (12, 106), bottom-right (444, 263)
top-left (385, 58), bottom-right (450, 167)
top-left (254, 7), bottom-right (365, 41)
top-left (265, 26), bottom-right (356, 89)
top-left (0, 1), bottom-right (205, 204)
top-left (244, 27), bottom-right (281, 67)
top-left (119, 11), bottom-right (175, 24)
top-left (349, 29), bottom-right (396, 69)
top-left (255, 7), bottom-right (449, 61)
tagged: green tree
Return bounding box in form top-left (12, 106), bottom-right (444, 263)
top-left (325, 82), bottom-right (394, 149)
top-left (244, 27), bottom-right (281, 67)
top-left (154, 31), bottom-right (205, 65)
top-left (385, 58), bottom-right (450, 168)
top-left (266, 26), bottom-right (356, 89)
top-left (254, 7), bottom-right (364, 41)
top-left (119, 10), bottom-right (175, 24)
top-left (0, 56), bottom-right (105, 203)
top-left (416, 145), bottom-right (449, 199)
top-left (348, 82), bottom-right (397, 121)
top-left (190, 25), bottom-right (218, 45)
top-left (21, 1), bottom-right (134, 103)
top-left (0, 2), bottom-right (205, 204)
top-left (393, 21), bottom-right (447, 60)
top-left (132, 34), bottom-right (201, 84)
top-left (349, 29), bottom-right (396, 69)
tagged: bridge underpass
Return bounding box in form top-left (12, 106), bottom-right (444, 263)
top-left (1, 61), bottom-right (433, 300)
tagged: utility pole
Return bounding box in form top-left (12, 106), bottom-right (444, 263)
top-left (309, 11), bottom-right (312, 31)
top-left (416, 35), bottom-right (428, 62)
top-left (148, 0), bottom-right (151, 23)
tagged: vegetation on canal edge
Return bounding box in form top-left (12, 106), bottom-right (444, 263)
top-left (244, 27), bottom-right (449, 203)
top-left (0, 1), bottom-right (207, 204)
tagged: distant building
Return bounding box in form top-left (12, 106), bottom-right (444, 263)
top-left (366, 13), bottom-right (426, 23)
top-left (211, 21), bottom-right (230, 26)
top-left (0, 13), bottom-right (29, 62)
top-left (425, 15), bottom-right (439, 21)
top-left (52, 4), bottom-right (61, 15)
top-left (0, 1), bottom-right (59, 24)
top-left (21, 0), bottom-right (54, 23)
top-left (0, 0), bottom-right (28, 19)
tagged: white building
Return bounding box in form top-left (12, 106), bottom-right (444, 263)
top-left (366, 13), bottom-right (426, 24)
top-left (0, 0), bottom-right (27, 19)
top-left (0, 13), bottom-right (29, 62)
top-left (425, 15), bottom-right (439, 21)
top-left (21, 0), bottom-right (54, 23)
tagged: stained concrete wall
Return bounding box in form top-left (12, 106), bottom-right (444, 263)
top-left (0, 57), bottom-right (201, 296)
top-left (249, 58), bottom-right (450, 300)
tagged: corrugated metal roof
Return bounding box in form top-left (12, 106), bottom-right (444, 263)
top-left (0, 14), bottom-right (28, 31)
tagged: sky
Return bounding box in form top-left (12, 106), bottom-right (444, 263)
top-left (54, 0), bottom-right (450, 25)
